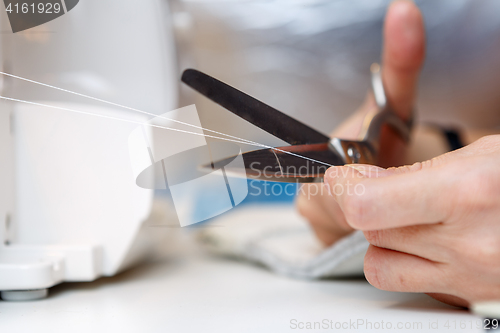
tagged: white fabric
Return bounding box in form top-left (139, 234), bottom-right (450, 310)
top-left (196, 204), bottom-right (369, 279)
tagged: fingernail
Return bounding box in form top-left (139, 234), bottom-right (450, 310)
top-left (346, 164), bottom-right (386, 177)
top-left (393, 0), bottom-right (421, 38)
top-left (346, 165), bottom-right (369, 176)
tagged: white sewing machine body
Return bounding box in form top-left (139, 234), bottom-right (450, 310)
top-left (0, 0), bottom-right (178, 300)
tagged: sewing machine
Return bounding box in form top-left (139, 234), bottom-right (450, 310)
top-left (0, 0), bottom-right (179, 301)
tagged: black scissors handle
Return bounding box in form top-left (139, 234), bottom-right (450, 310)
top-left (181, 69), bottom-right (330, 146)
top-left (183, 64), bottom-right (414, 183)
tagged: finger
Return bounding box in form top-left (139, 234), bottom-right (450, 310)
top-left (364, 245), bottom-right (450, 294)
top-left (332, 1), bottom-right (425, 148)
top-left (296, 189), bottom-right (352, 246)
top-left (324, 161), bottom-right (456, 230)
top-left (363, 224), bottom-right (449, 263)
top-left (382, 0), bottom-right (425, 119)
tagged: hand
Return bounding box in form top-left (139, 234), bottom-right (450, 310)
top-left (296, 0), bottom-right (425, 246)
top-left (324, 135), bottom-right (500, 307)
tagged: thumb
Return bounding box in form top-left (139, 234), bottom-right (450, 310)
top-left (382, 0), bottom-right (425, 120)
top-left (324, 155), bottom-right (455, 231)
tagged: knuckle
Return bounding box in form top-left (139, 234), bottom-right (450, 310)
top-left (451, 163), bottom-right (499, 217)
top-left (468, 236), bottom-right (500, 266)
top-left (473, 172), bottom-right (500, 201)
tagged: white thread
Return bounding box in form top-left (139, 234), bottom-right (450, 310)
top-left (271, 149), bottom-right (284, 177)
top-left (0, 96), bottom-right (257, 145)
top-left (0, 96), bottom-right (334, 167)
top-left (0, 71), bottom-right (334, 168)
top-left (0, 71), bottom-right (260, 147)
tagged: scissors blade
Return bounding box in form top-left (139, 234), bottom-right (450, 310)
top-left (202, 143), bottom-right (345, 183)
top-left (181, 69), bottom-right (330, 145)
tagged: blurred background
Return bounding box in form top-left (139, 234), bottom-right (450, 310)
top-left (1, 2), bottom-right (499, 322)
top-left (1, 0), bottom-right (500, 313)
top-left (172, 0), bottom-right (500, 143)
top-left (2, 0), bottom-right (500, 208)
top-left (165, 0), bottom-right (500, 204)
top-left (5, 0), bottom-right (500, 150)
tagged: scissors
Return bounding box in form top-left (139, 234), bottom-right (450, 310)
top-left (181, 64), bottom-right (412, 183)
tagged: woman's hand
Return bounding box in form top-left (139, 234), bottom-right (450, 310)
top-left (324, 135), bottom-right (500, 307)
top-left (296, 0), bottom-right (425, 246)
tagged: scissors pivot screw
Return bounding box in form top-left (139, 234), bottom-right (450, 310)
top-left (347, 145), bottom-right (361, 163)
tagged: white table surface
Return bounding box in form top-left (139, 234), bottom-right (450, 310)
top-left (0, 246), bottom-right (482, 333)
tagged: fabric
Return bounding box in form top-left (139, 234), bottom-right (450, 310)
top-left (196, 204), bottom-right (368, 279)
